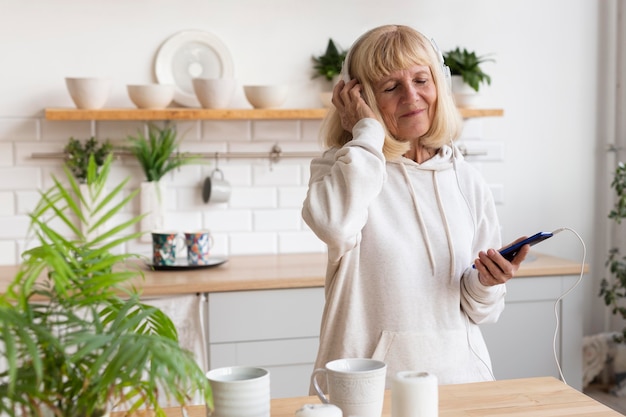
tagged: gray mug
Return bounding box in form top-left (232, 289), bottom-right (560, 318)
top-left (202, 168), bottom-right (231, 204)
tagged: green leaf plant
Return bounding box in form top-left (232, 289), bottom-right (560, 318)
top-left (600, 162), bottom-right (626, 342)
top-left (312, 38), bottom-right (348, 82)
top-left (125, 124), bottom-right (200, 183)
top-left (443, 47), bottom-right (494, 92)
top-left (64, 137), bottom-right (113, 184)
top-left (0, 154), bottom-right (212, 417)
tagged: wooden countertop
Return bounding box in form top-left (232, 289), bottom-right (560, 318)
top-left (114, 377), bottom-right (620, 417)
top-left (0, 252), bottom-right (587, 297)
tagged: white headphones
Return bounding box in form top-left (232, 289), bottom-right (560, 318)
top-left (340, 30), bottom-right (451, 91)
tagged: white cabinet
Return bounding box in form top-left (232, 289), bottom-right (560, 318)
top-left (206, 287), bottom-right (325, 398)
top-left (480, 274), bottom-right (583, 390)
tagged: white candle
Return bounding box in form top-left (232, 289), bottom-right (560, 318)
top-left (391, 371), bottom-right (438, 417)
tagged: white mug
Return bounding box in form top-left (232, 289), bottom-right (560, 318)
top-left (203, 168), bottom-right (231, 204)
top-left (311, 358), bottom-right (386, 417)
top-left (206, 366), bottom-right (270, 417)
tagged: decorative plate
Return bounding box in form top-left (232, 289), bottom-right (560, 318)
top-left (146, 257), bottom-right (228, 271)
top-left (154, 30), bottom-right (234, 107)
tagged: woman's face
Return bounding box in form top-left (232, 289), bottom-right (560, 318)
top-left (372, 64), bottom-right (437, 142)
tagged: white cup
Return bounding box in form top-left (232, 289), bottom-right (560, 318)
top-left (311, 358), bottom-right (386, 417)
top-left (202, 168), bottom-right (231, 204)
top-left (391, 371), bottom-right (438, 417)
top-left (206, 366), bottom-right (270, 417)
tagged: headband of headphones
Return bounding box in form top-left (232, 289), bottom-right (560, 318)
top-left (340, 29), bottom-right (451, 90)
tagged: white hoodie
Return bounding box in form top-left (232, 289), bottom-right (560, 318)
top-left (302, 118), bottom-right (506, 387)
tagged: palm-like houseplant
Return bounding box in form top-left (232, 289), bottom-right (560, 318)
top-left (124, 123), bottom-right (200, 236)
top-left (0, 154), bottom-right (212, 417)
top-left (443, 47), bottom-right (494, 92)
top-left (600, 162), bottom-right (626, 342)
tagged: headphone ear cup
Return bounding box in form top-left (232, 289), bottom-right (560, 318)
top-left (429, 37), bottom-right (451, 92)
top-left (341, 51), bottom-right (351, 83)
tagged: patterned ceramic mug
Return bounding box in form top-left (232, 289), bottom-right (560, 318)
top-left (184, 230), bottom-right (214, 266)
top-left (151, 230), bottom-right (184, 266)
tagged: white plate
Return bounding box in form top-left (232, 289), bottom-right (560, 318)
top-left (155, 30), bottom-right (234, 107)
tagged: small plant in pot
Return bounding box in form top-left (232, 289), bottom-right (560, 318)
top-left (312, 38), bottom-right (348, 108)
top-left (443, 47), bottom-right (494, 107)
top-left (64, 136), bottom-right (113, 184)
top-left (124, 123), bottom-right (201, 237)
top-left (0, 154), bottom-right (212, 417)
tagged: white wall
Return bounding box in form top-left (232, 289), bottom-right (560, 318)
top-left (0, 1), bottom-right (606, 334)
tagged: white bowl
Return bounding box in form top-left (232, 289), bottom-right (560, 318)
top-left (193, 78), bottom-right (236, 109)
top-left (65, 77), bottom-right (112, 109)
top-left (127, 84), bottom-right (175, 109)
top-left (243, 85), bottom-right (289, 109)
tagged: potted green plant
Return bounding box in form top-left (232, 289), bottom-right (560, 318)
top-left (312, 38), bottom-right (347, 82)
top-left (64, 136), bottom-right (113, 184)
top-left (443, 47), bottom-right (494, 107)
top-left (312, 38), bottom-right (347, 108)
top-left (600, 162), bottom-right (626, 342)
top-left (124, 123), bottom-right (200, 238)
top-left (0, 154), bottom-right (212, 417)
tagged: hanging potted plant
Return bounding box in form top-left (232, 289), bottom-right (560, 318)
top-left (64, 136), bottom-right (113, 184)
top-left (64, 136), bottom-right (114, 240)
top-left (443, 47), bottom-right (494, 107)
top-left (312, 38), bottom-right (347, 107)
top-left (0, 154), bottom-right (212, 417)
top-left (124, 123), bottom-right (200, 241)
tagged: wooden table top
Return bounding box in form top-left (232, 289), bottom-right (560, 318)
top-left (119, 377), bottom-right (620, 417)
top-left (0, 252), bottom-right (587, 297)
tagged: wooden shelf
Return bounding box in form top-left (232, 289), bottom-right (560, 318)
top-left (45, 107), bottom-right (503, 121)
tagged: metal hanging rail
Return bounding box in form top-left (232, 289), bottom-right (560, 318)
top-left (30, 144), bottom-right (321, 163)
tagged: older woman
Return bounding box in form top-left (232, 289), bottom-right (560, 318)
top-left (302, 24), bottom-right (529, 388)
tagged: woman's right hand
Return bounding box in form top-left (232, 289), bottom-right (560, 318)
top-left (332, 79), bottom-right (376, 133)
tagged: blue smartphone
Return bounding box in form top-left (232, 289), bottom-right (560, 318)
top-left (499, 231), bottom-right (553, 261)
top-left (473, 231), bottom-right (553, 268)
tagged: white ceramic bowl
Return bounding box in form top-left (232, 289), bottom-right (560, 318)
top-left (192, 78), bottom-right (236, 109)
top-left (65, 77), bottom-right (112, 109)
top-left (243, 85), bottom-right (289, 109)
top-left (127, 84), bottom-right (175, 109)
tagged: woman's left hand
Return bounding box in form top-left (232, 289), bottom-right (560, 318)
top-left (474, 237), bottom-right (531, 286)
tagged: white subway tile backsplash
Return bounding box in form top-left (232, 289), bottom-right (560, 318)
top-left (204, 209), bottom-right (252, 232)
top-left (229, 232), bottom-right (277, 255)
top-left (278, 232), bottom-right (325, 253)
top-left (41, 120), bottom-right (92, 141)
top-left (0, 241), bottom-right (17, 265)
top-left (302, 120), bottom-right (324, 141)
top-left (0, 215), bottom-right (31, 239)
top-left (0, 118), bottom-right (38, 141)
top-left (251, 120), bottom-right (300, 141)
top-left (96, 120), bottom-right (146, 142)
top-left (15, 191), bottom-right (40, 215)
top-left (167, 211), bottom-right (203, 231)
top-left (254, 209), bottom-right (301, 231)
top-left (252, 164), bottom-right (302, 186)
top-left (229, 187), bottom-right (277, 209)
top-left (0, 143), bottom-right (13, 166)
top-left (278, 186), bottom-right (308, 208)
top-left (201, 120), bottom-right (251, 141)
top-left (16, 141), bottom-right (64, 166)
top-left (0, 192), bottom-right (15, 215)
top-left (0, 167), bottom-right (41, 190)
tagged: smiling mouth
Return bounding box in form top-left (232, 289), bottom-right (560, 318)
top-left (401, 108), bottom-right (424, 118)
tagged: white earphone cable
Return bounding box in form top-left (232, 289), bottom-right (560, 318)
top-left (550, 227), bottom-right (587, 385)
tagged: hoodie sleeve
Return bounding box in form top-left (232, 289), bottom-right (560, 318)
top-left (302, 118), bottom-right (386, 262)
top-left (458, 163), bottom-right (506, 324)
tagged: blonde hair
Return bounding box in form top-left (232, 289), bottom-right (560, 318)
top-left (321, 25), bottom-right (463, 160)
